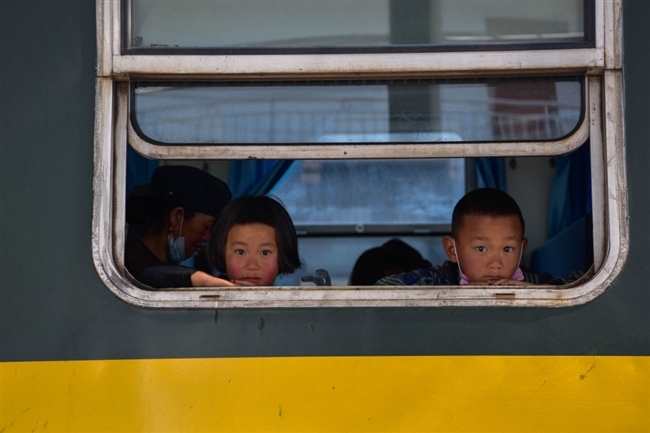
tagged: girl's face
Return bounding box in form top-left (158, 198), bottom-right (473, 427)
top-left (225, 223), bottom-right (280, 286)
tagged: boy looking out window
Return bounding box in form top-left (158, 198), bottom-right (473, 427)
top-left (376, 188), bottom-right (581, 286)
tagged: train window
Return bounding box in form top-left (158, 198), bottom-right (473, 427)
top-left (131, 77), bottom-right (583, 146)
top-left (93, 0), bottom-right (627, 308)
top-left (127, 0), bottom-right (589, 51)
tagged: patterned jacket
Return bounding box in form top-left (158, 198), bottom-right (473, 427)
top-left (375, 260), bottom-right (581, 286)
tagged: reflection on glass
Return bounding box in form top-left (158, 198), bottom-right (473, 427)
top-left (134, 77), bottom-right (582, 143)
top-left (269, 159), bottom-right (465, 227)
top-left (130, 0), bottom-right (585, 49)
top-left (268, 156), bottom-right (465, 286)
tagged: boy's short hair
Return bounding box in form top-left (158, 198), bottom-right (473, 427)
top-left (451, 188), bottom-right (525, 238)
top-left (208, 195), bottom-right (301, 275)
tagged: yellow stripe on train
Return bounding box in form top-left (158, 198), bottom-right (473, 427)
top-left (2, 356), bottom-right (649, 432)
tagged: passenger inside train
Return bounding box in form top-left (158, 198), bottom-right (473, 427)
top-left (124, 72), bottom-right (595, 290)
top-left (124, 146), bottom-right (593, 289)
top-left (208, 195), bottom-right (302, 286)
top-left (349, 239), bottom-right (431, 286)
top-left (124, 165), bottom-right (236, 288)
top-left (376, 188), bottom-right (584, 286)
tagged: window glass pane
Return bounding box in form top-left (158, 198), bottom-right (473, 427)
top-left (133, 77), bottom-right (582, 144)
top-left (269, 159), bottom-right (465, 227)
top-left (129, 0), bottom-right (585, 49)
top-left (270, 157), bottom-right (464, 286)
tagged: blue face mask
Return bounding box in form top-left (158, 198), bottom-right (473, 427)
top-left (167, 215), bottom-right (185, 264)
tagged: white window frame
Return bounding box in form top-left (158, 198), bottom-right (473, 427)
top-left (93, 0), bottom-right (627, 308)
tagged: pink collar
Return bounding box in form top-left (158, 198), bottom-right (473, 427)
top-left (460, 267), bottom-right (525, 285)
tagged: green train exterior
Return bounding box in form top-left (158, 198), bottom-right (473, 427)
top-left (1, 1), bottom-right (648, 431)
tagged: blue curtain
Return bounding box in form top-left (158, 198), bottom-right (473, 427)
top-left (126, 150), bottom-right (295, 202)
top-left (547, 141), bottom-right (592, 238)
top-left (126, 145), bottom-right (158, 197)
top-left (474, 157), bottom-right (507, 191)
top-left (124, 146), bottom-right (159, 241)
top-left (530, 141), bottom-right (593, 275)
top-left (229, 160), bottom-right (296, 197)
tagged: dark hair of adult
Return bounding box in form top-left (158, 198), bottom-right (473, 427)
top-left (208, 196), bottom-right (301, 275)
top-left (451, 188), bottom-right (525, 238)
top-left (126, 165), bottom-right (231, 233)
top-left (349, 238), bottom-right (432, 285)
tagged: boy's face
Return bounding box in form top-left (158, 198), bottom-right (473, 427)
top-left (443, 214), bottom-right (527, 284)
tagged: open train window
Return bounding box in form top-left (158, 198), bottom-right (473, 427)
top-left (93, 0), bottom-right (626, 308)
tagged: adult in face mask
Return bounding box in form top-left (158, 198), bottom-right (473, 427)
top-left (125, 165), bottom-right (234, 289)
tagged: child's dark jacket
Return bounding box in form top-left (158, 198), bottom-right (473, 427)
top-left (375, 260), bottom-right (580, 286)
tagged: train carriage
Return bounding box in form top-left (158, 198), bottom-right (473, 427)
top-left (1, 0), bottom-right (649, 431)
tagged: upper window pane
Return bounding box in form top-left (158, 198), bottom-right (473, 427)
top-left (133, 77), bottom-right (582, 144)
top-left (128, 0), bottom-right (586, 50)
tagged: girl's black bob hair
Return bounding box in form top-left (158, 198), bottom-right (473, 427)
top-left (208, 195), bottom-right (301, 275)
